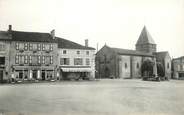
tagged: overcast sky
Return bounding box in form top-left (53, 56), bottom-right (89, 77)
top-left (0, 0), bottom-right (183, 58)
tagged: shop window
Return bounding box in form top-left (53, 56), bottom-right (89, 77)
top-left (86, 58), bottom-right (90, 65)
top-left (16, 42), bottom-right (19, 50)
top-left (77, 51), bottom-right (80, 54)
top-left (0, 57), bottom-right (5, 65)
top-left (60, 58), bottom-right (70, 65)
top-left (74, 58), bottom-right (83, 65)
top-left (63, 50), bottom-right (67, 54)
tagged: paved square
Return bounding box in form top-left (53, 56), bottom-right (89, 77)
top-left (0, 79), bottom-right (184, 115)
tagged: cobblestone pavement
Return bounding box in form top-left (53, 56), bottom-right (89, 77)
top-left (0, 79), bottom-right (184, 115)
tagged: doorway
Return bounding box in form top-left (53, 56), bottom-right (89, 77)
top-left (0, 70), bottom-right (3, 83)
top-left (42, 70), bottom-right (45, 80)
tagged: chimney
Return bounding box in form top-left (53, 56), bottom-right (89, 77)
top-left (85, 39), bottom-right (88, 47)
top-left (8, 25), bottom-right (12, 32)
top-left (50, 29), bottom-right (55, 39)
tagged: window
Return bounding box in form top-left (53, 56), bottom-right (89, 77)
top-left (137, 63), bottom-right (139, 69)
top-left (37, 44), bottom-right (41, 51)
top-left (0, 44), bottom-right (5, 51)
top-left (29, 55), bottom-right (32, 64)
top-left (183, 64), bottom-right (184, 71)
top-left (50, 56), bottom-right (53, 64)
top-left (167, 63), bottom-right (170, 69)
top-left (60, 58), bottom-right (70, 65)
top-left (15, 55), bottom-right (19, 64)
top-left (74, 58), bottom-right (83, 65)
top-left (38, 55), bottom-right (41, 64)
top-left (19, 55), bottom-right (24, 64)
top-left (77, 51), bottom-right (80, 54)
top-left (86, 51), bottom-right (89, 55)
top-left (125, 63), bottom-right (128, 69)
top-left (50, 44), bottom-right (53, 51)
top-left (63, 50), bottom-right (67, 54)
top-left (16, 43), bottom-right (19, 50)
top-left (178, 65), bottom-right (180, 71)
top-left (42, 56), bottom-right (45, 64)
top-left (42, 44), bottom-right (45, 51)
top-left (29, 43), bottom-right (33, 50)
top-left (24, 43), bottom-right (28, 50)
top-left (24, 55), bottom-right (28, 64)
top-left (86, 58), bottom-right (90, 65)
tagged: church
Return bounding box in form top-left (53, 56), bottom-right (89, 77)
top-left (95, 26), bottom-right (171, 79)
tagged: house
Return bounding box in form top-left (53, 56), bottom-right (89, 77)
top-left (96, 26), bottom-right (172, 79)
top-left (57, 37), bottom-right (96, 80)
top-left (172, 56), bottom-right (184, 79)
top-left (0, 25), bottom-right (58, 83)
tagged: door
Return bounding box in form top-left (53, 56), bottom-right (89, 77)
top-left (42, 71), bottom-right (45, 80)
top-left (33, 70), bottom-right (37, 79)
top-left (0, 70), bottom-right (3, 83)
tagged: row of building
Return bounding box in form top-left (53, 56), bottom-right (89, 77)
top-left (0, 25), bottom-right (183, 83)
top-left (0, 25), bottom-right (95, 83)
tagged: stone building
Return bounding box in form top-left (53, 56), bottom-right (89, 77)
top-left (172, 56), bottom-right (184, 79)
top-left (96, 26), bottom-right (172, 79)
top-left (0, 25), bottom-right (58, 82)
top-left (57, 37), bottom-right (96, 80)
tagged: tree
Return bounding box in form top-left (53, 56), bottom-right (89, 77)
top-left (157, 62), bottom-right (165, 77)
top-left (141, 59), bottom-right (154, 77)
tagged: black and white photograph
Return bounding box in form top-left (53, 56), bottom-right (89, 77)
top-left (0, 0), bottom-right (184, 115)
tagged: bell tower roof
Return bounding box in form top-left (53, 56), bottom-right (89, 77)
top-left (136, 26), bottom-right (156, 45)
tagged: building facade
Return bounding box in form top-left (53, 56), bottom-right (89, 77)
top-left (0, 25), bottom-right (58, 83)
top-left (57, 37), bottom-right (95, 80)
top-left (172, 56), bottom-right (184, 79)
top-left (96, 26), bottom-right (171, 79)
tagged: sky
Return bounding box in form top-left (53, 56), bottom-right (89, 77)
top-left (0, 0), bottom-right (184, 58)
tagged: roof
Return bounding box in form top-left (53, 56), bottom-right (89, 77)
top-left (56, 37), bottom-right (95, 50)
top-left (0, 30), bottom-right (57, 43)
top-left (136, 26), bottom-right (156, 45)
top-left (155, 51), bottom-right (170, 60)
top-left (105, 45), bottom-right (153, 57)
top-left (173, 56), bottom-right (184, 61)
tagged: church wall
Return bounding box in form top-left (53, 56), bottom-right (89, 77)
top-left (132, 56), bottom-right (142, 78)
top-left (119, 55), bottom-right (131, 78)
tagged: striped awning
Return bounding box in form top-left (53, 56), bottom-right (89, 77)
top-left (61, 68), bottom-right (92, 72)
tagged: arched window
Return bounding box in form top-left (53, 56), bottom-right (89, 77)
top-left (167, 63), bottom-right (170, 69)
top-left (125, 63), bottom-right (128, 69)
top-left (137, 63), bottom-right (139, 69)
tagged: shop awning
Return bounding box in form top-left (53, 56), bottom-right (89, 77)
top-left (61, 67), bottom-right (92, 72)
